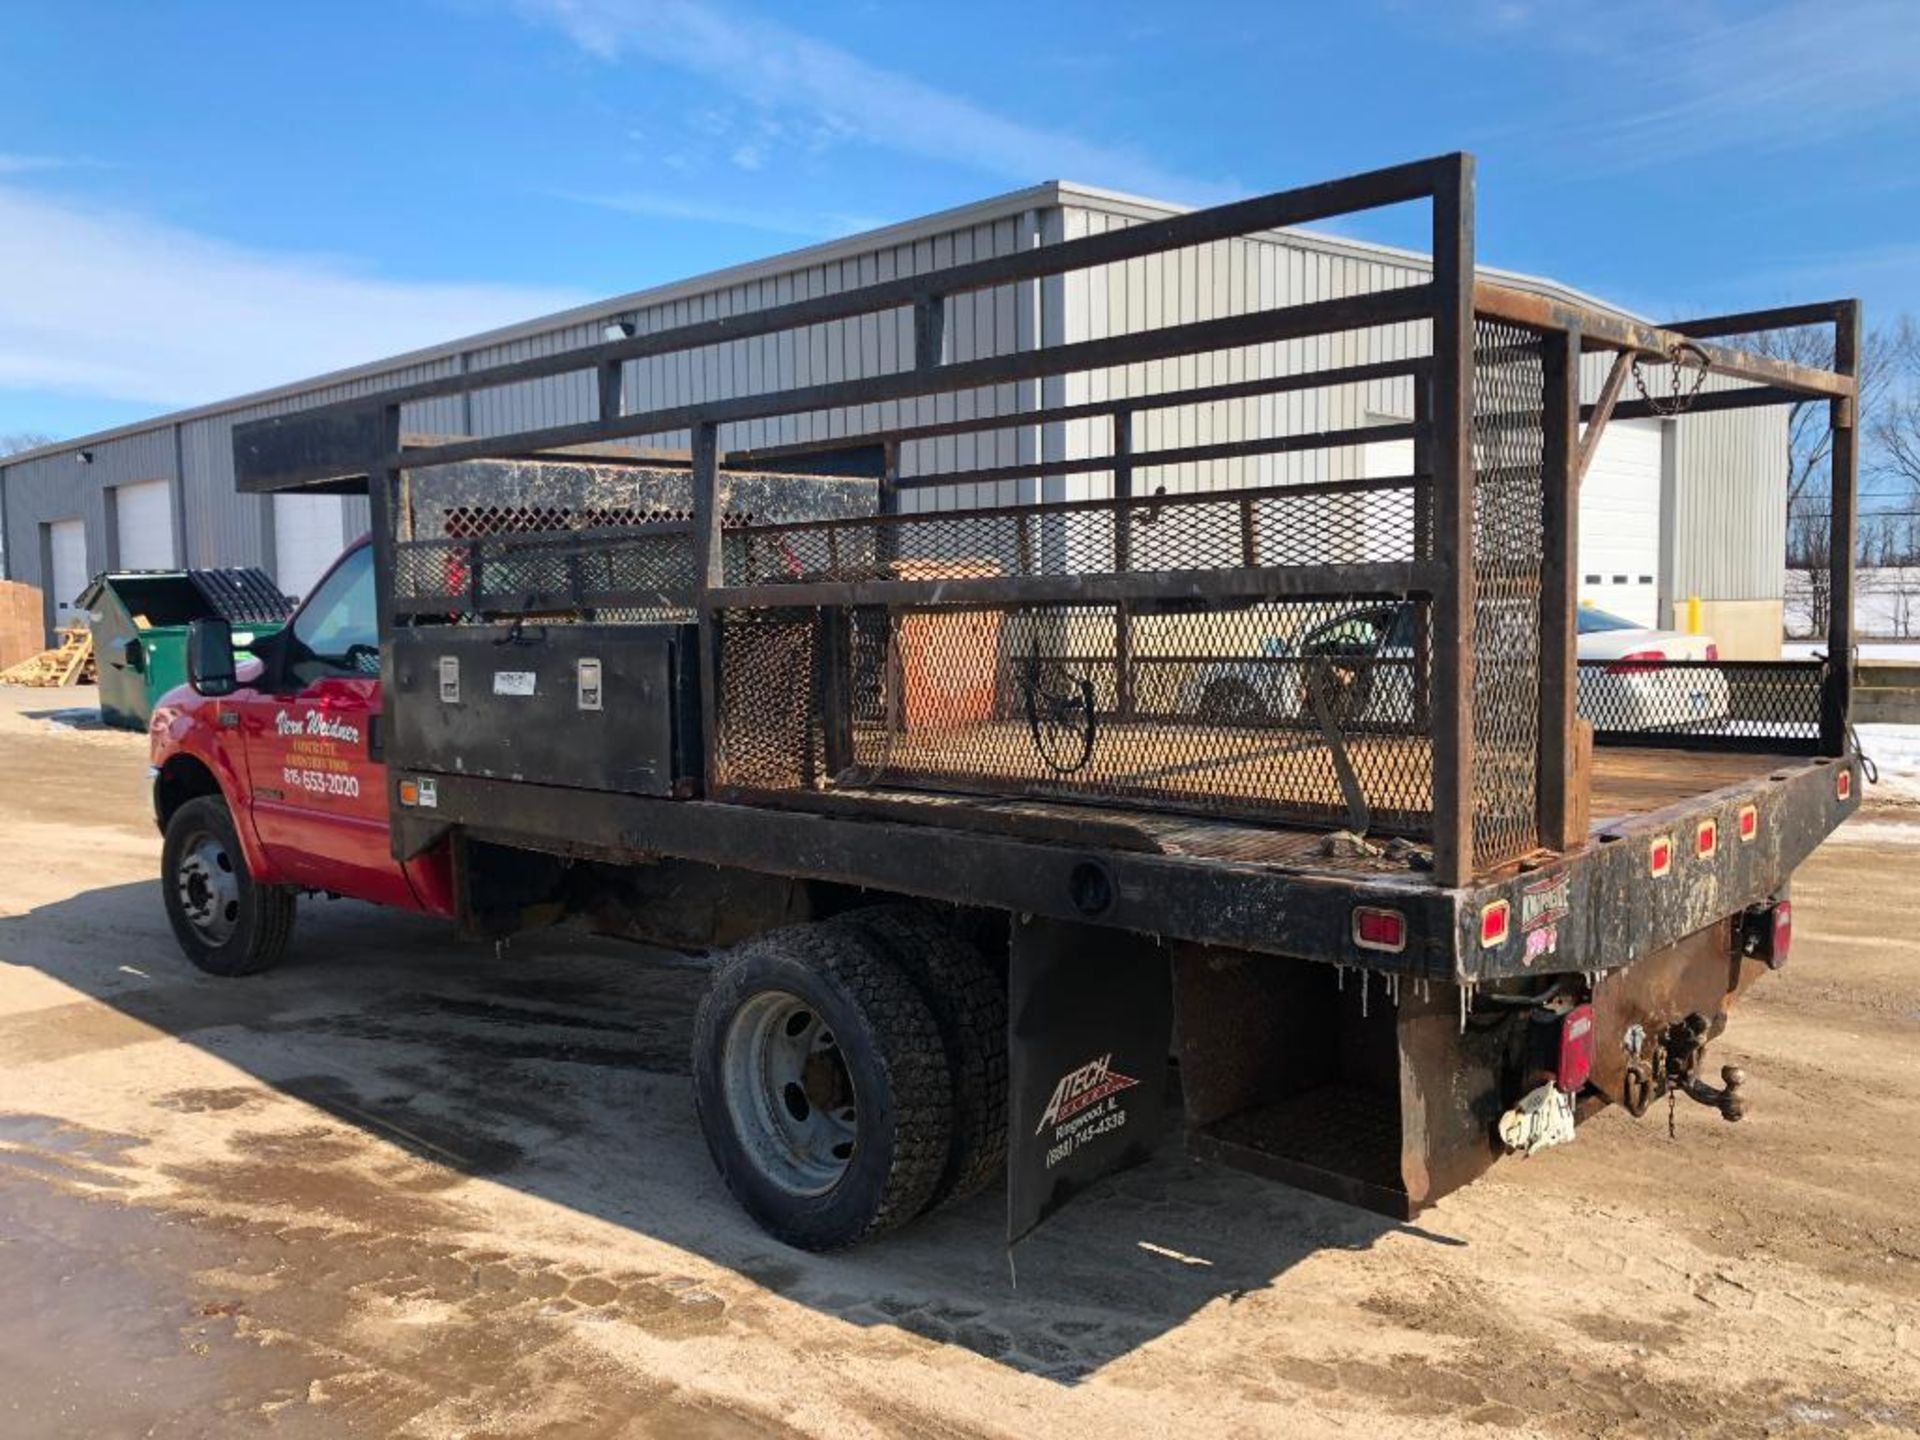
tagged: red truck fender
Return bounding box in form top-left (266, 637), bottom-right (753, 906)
top-left (148, 685), bottom-right (279, 886)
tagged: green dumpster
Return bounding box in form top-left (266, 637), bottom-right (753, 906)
top-left (77, 569), bottom-right (294, 729)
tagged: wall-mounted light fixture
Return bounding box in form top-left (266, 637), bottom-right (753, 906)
top-left (601, 315), bottom-right (638, 342)
top-left (77, 450), bottom-right (94, 464)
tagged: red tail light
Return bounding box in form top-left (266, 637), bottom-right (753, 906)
top-left (1479, 900), bottom-right (1511, 948)
top-left (1704, 643), bottom-right (1720, 661)
top-left (1836, 767), bottom-right (1852, 802)
top-left (1741, 898), bottom-right (1792, 969)
top-left (1737, 804), bottom-right (1758, 842)
top-left (1352, 906), bottom-right (1407, 953)
top-left (1557, 1004), bottom-right (1595, 1092)
top-left (1649, 835), bottom-right (1673, 877)
top-left (1606, 649), bottom-right (1667, 676)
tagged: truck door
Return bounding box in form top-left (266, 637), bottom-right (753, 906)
top-left (231, 543), bottom-right (414, 906)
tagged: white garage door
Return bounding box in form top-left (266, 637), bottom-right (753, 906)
top-left (1361, 427), bottom-right (1417, 562)
top-left (274, 494), bottom-right (346, 602)
top-left (115, 479), bottom-right (175, 570)
top-left (1579, 419), bottom-right (1663, 628)
top-left (48, 518), bottom-right (88, 629)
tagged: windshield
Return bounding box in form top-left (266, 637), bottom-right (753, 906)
top-left (1576, 606), bottom-right (1644, 635)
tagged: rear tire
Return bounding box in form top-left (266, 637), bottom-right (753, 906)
top-left (161, 795), bottom-right (295, 977)
top-left (691, 923), bottom-right (952, 1250)
top-left (827, 905), bottom-right (1007, 1212)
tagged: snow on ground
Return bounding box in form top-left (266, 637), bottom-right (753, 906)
top-left (1854, 722), bottom-right (1920, 806)
top-left (1786, 565), bottom-right (1920, 640)
top-left (1781, 640), bottom-right (1920, 661)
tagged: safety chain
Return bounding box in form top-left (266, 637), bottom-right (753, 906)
top-left (1631, 340), bottom-right (1712, 416)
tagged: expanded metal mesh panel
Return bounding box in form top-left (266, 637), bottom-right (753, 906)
top-left (714, 600), bottom-right (1435, 832)
top-left (722, 480), bottom-right (1422, 588)
top-left (1469, 319), bottom-right (1546, 868)
top-left (1579, 659), bottom-right (1824, 748)
top-left (714, 609), bottom-right (824, 789)
top-left (392, 527), bottom-right (698, 613)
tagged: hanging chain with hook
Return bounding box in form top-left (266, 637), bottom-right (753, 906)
top-left (1631, 340), bottom-right (1712, 417)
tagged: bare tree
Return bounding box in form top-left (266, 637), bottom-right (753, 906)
top-left (1744, 320), bottom-right (1905, 541)
top-left (0, 431), bottom-right (55, 457)
top-left (1787, 502), bottom-right (1831, 638)
top-left (1872, 318), bottom-right (1920, 501)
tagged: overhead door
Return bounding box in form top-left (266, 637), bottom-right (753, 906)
top-left (274, 494), bottom-right (346, 602)
top-left (115, 479), bottom-right (175, 570)
top-left (1579, 419), bottom-right (1663, 628)
top-left (48, 519), bottom-right (88, 630)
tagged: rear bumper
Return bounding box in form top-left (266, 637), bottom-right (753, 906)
top-left (1455, 752), bottom-right (1857, 981)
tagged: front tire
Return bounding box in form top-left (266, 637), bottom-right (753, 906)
top-left (691, 924), bottom-right (951, 1250)
top-left (161, 795), bottom-right (295, 977)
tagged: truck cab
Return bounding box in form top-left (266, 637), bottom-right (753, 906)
top-left (149, 537), bottom-right (451, 975)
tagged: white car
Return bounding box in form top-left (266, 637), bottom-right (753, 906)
top-left (1187, 603), bottom-right (1729, 733)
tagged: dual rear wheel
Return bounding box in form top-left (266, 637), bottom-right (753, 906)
top-left (691, 909), bottom-right (1006, 1250)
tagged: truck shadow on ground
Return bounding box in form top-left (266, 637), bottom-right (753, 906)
top-left (0, 880), bottom-right (1458, 1384)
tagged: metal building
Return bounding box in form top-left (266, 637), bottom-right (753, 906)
top-left (0, 180), bottom-right (1787, 652)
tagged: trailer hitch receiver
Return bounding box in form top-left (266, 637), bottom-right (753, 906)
top-left (1664, 1012), bottom-right (1747, 1122)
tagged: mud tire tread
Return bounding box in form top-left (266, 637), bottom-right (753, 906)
top-left (691, 922), bottom-right (951, 1250)
top-left (828, 905), bottom-right (1008, 1211)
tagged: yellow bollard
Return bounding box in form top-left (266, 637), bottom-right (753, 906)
top-left (1686, 595), bottom-right (1702, 635)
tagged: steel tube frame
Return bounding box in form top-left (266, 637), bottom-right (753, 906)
top-left (253, 151), bottom-right (1860, 885)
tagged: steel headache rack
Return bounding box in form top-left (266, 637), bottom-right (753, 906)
top-left (231, 152), bottom-right (1864, 984)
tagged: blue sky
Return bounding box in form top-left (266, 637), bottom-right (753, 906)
top-left (3, 0), bottom-right (1917, 442)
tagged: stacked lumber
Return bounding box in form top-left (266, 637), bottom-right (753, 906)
top-left (0, 581), bottom-right (42, 670)
top-left (0, 626), bottom-right (95, 687)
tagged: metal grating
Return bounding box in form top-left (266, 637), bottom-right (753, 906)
top-left (1469, 319), bottom-right (1547, 868)
top-left (714, 599), bottom-right (1435, 832)
top-left (392, 526), bottom-right (698, 615)
top-left (723, 478), bottom-right (1422, 588)
top-left (1580, 658), bottom-right (1824, 750)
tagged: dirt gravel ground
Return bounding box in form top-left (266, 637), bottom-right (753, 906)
top-left (0, 684), bottom-right (1916, 1439)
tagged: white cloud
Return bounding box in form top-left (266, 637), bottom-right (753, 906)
top-left (0, 153), bottom-right (98, 175)
top-left (1458, 0), bottom-right (1920, 164)
top-left (516, 0), bottom-right (1235, 202)
top-left (0, 184), bottom-right (585, 410)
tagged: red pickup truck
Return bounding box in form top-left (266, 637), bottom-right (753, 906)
top-left (150, 538), bottom-right (452, 973)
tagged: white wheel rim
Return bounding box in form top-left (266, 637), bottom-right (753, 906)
top-left (176, 830), bottom-right (241, 945)
top-left (721, 989), bottom-right (859, 1196)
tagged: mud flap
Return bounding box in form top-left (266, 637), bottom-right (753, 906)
top-left (1006, 915), bottom-right (1171, 1246)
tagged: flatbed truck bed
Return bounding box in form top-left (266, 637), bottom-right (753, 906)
top-left (146, 151), bottom-right (1866, 1250)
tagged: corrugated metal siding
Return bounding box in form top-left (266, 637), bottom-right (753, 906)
top-left (1, 426), bottom-right (180, 615)
top-left (1, 185), bottom-right (1786, 611)
top-left (1055, 204), bottom-right (1427, 502)
top-left (177, 355), bottom-right (461, 574)
top-left (1668, 403), bottom-right (1788, 602)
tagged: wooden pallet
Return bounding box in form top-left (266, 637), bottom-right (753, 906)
top-left (0, 626), bottom-right (94, 687)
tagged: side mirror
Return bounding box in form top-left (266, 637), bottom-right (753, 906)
top-left (117, 636), bottom-right (145, 673)
top-left (186, 617), bottom-right (238, 697)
